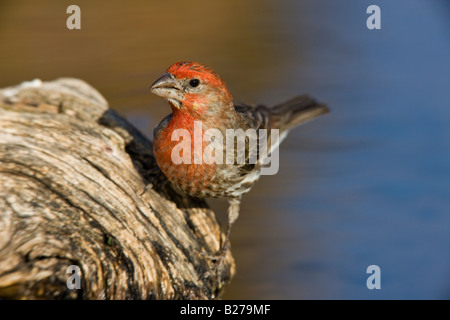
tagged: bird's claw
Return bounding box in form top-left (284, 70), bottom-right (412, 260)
top-left (198, 249), bottom-right (228, 281)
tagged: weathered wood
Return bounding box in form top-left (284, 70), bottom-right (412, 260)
top-left (0, 78), bottom-right (234, 299)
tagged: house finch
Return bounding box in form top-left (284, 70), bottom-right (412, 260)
top-left (150, 61), bottom-right (329, 277)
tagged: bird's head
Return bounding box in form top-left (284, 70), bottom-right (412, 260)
top-left (150, 61), bottom-right (233, 118)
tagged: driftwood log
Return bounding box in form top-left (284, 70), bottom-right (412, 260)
top-left (0, 78), bottom-right (234, 299)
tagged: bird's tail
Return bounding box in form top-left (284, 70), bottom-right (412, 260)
top-left (270, 95), bottom-right (329, 133)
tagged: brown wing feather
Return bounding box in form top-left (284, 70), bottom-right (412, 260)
top-left (234, 95), bottom-right (329, 154)
top-left (235, 94), bottom-right (329, 134)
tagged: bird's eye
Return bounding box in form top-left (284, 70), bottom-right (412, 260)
top-left (189, 79), bottom-right (200, 87)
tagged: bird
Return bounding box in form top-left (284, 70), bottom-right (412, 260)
top-left (150, 61), bottom-right (329, 278)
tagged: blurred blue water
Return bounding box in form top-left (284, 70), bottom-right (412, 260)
top-left (266, 0), bottom-right (450, 299)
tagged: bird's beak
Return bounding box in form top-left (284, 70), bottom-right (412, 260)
top-left (150, 73), bottom-right (183, 108)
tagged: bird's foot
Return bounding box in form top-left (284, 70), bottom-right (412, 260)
top-left (198, 246), bottom-right (229, 281)
top-left (140, 182), bottom-right (153, 196)
top-left (198, 198), bottom-right (239, 282)
top-left (139, 172), bottom-right (168, 196)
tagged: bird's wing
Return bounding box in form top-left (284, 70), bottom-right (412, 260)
top-left (234, 95), bottom-right (329, 152)
top-left (235, 95), bottom-right (329, 132)
top-left (268, 95), bottom-right (329, 133)
top-left (153, 113), bottom-right (172, 139)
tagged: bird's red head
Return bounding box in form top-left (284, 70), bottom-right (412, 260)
top-left (166, 62), bottom-right (226, 89)
top-left (150, 61), bottom-right (233, 119)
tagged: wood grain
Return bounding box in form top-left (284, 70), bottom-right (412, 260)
top-left (0, 78), bottom-right (234, 299)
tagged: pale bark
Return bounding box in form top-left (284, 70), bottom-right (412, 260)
top-left (0, 78), bottom-right (234, 300)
